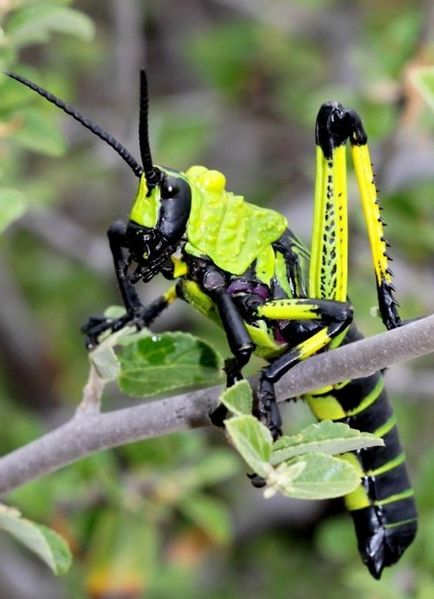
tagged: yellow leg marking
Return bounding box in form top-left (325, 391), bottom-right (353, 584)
top-left (351, 144), bottom-right (390, 286)
top-left (170, 255), bottom-right (188, 278)
top-left (296, 327), bottom-right (333, 360)
top-left (257, 300), bottom-right (320, 321)
top-left (310, 145), bottom-right (326, 298)
top-left (328, 327), bottom-right (348, 350)
top-left (245, 321), bottom-right (286, 358)
top-left (163, 285), bottom-right (178, 304)
top-left (309, 145), bottom-right (348, 302)
top-left (334, 145), bottom-right (348, 302)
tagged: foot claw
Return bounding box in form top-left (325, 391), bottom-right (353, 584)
top-left (81, 313), bottom-right (129, 349)
top-left (209, 403), bottom-right (228, 428)
top-left (247, 473), bottom-right (267, 488)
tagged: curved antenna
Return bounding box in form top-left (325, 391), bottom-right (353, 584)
top-left (139, 69), bottom-right (159, 191)
top-left (5, 71), bottom-right (143, 178)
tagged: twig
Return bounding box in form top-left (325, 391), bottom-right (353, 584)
top-left (76, 364), bottom-right (105, 415)
top-left (0, 315), bottom-right (433, 495)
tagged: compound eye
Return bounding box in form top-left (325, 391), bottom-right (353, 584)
top-left (160, 175), bottom-right (180, 199)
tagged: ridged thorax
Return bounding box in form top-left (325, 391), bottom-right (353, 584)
top-left (127, 165), bottom-right (288, 280)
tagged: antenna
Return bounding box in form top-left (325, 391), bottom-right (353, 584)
top-left (5, 71), bottom-right (144, 178)
top-left (139, 69), bottom-right (159, 191)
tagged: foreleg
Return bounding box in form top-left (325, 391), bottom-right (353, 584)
top-left (83, 220), bottom-right (178, 347)
top-left (202, 268), bottom-right (255, 426)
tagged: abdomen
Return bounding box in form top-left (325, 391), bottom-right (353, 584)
top-left (304, 326), bottom-right (417, 578)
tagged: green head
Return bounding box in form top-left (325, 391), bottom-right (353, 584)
top-left (129, 165), bottom-right (227, 230)
top-left (126, 164), bottom-right (229, 280)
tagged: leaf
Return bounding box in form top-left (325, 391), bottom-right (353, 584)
top-left (178, 493), bottom-right (232, 545)
top-left (89, 325), bottom-right (136, 382)
top-left (270, 420), bottom-right (384, 466)
top-left (411, 66), bottom-right (434, 112)
top-left (224, 415), bottom-right (273, 478)
top-left (265, 453), bottom-right (360, 500)
top-left (8, 5), bottom-right (95, 47)
top-left (117, 332), bottom-right (223, 397)
top-left (220, 380), bottom-right (253, 416)
top-left (0, 188), bottom-right (27, 233)
top-left (0, 504), bottom-right (72, 575)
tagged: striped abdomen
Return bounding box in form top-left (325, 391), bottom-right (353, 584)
top-left (305, 329), bottom-right (417, 579)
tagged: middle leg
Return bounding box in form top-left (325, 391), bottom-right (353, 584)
top-left (254, 298), bottom-right (353, 438)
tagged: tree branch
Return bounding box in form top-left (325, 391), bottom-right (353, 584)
top-left (0, 315), bottom-right (433, 495)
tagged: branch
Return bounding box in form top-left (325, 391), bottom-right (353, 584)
top-left (0, 315), bottom-right (433, 495)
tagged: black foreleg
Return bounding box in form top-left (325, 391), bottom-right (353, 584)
top-left (83, 221), bottom-right (177, 347)
top-left (202, 268), bottom-right (255, 426)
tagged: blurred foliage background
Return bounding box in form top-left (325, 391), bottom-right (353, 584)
top-left (1, 0), bottom-right (434, 597)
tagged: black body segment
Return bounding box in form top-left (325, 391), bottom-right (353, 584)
top-left (351, 501), bottom-right (417, 579)
top-left (306, 328), bottom-right (416, 579)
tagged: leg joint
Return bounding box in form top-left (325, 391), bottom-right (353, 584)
top-left (107, 219), bottom-right (127, 241)
top-left (316, 102), bottom-right (367, 158)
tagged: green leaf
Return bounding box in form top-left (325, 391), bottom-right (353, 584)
top-left (8, 5), bottom-right (95, 47)
top-left (0, 188), bottom-right (27, 233)
top-left (178, 493), bottom-right (232, 544)
top-left (117, 332), bottom-right (223, 397)
top-left (0, 504), bottom-right (72, 575)
top-left (270, 420), bottom-right (383, 465)
top-left (89, 326), bottom-right (136, 382)
top-left (220, 380), bottom-right (253, 416)
top-left (265, 453), bottom-right (360, 500)
top-left (224, 415), bottom-right (273, 478)
top-left (410, 66), bottom-right (434, 112)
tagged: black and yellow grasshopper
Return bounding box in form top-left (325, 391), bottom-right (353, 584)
top-left (6, 70), bottom-right (417, 579)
